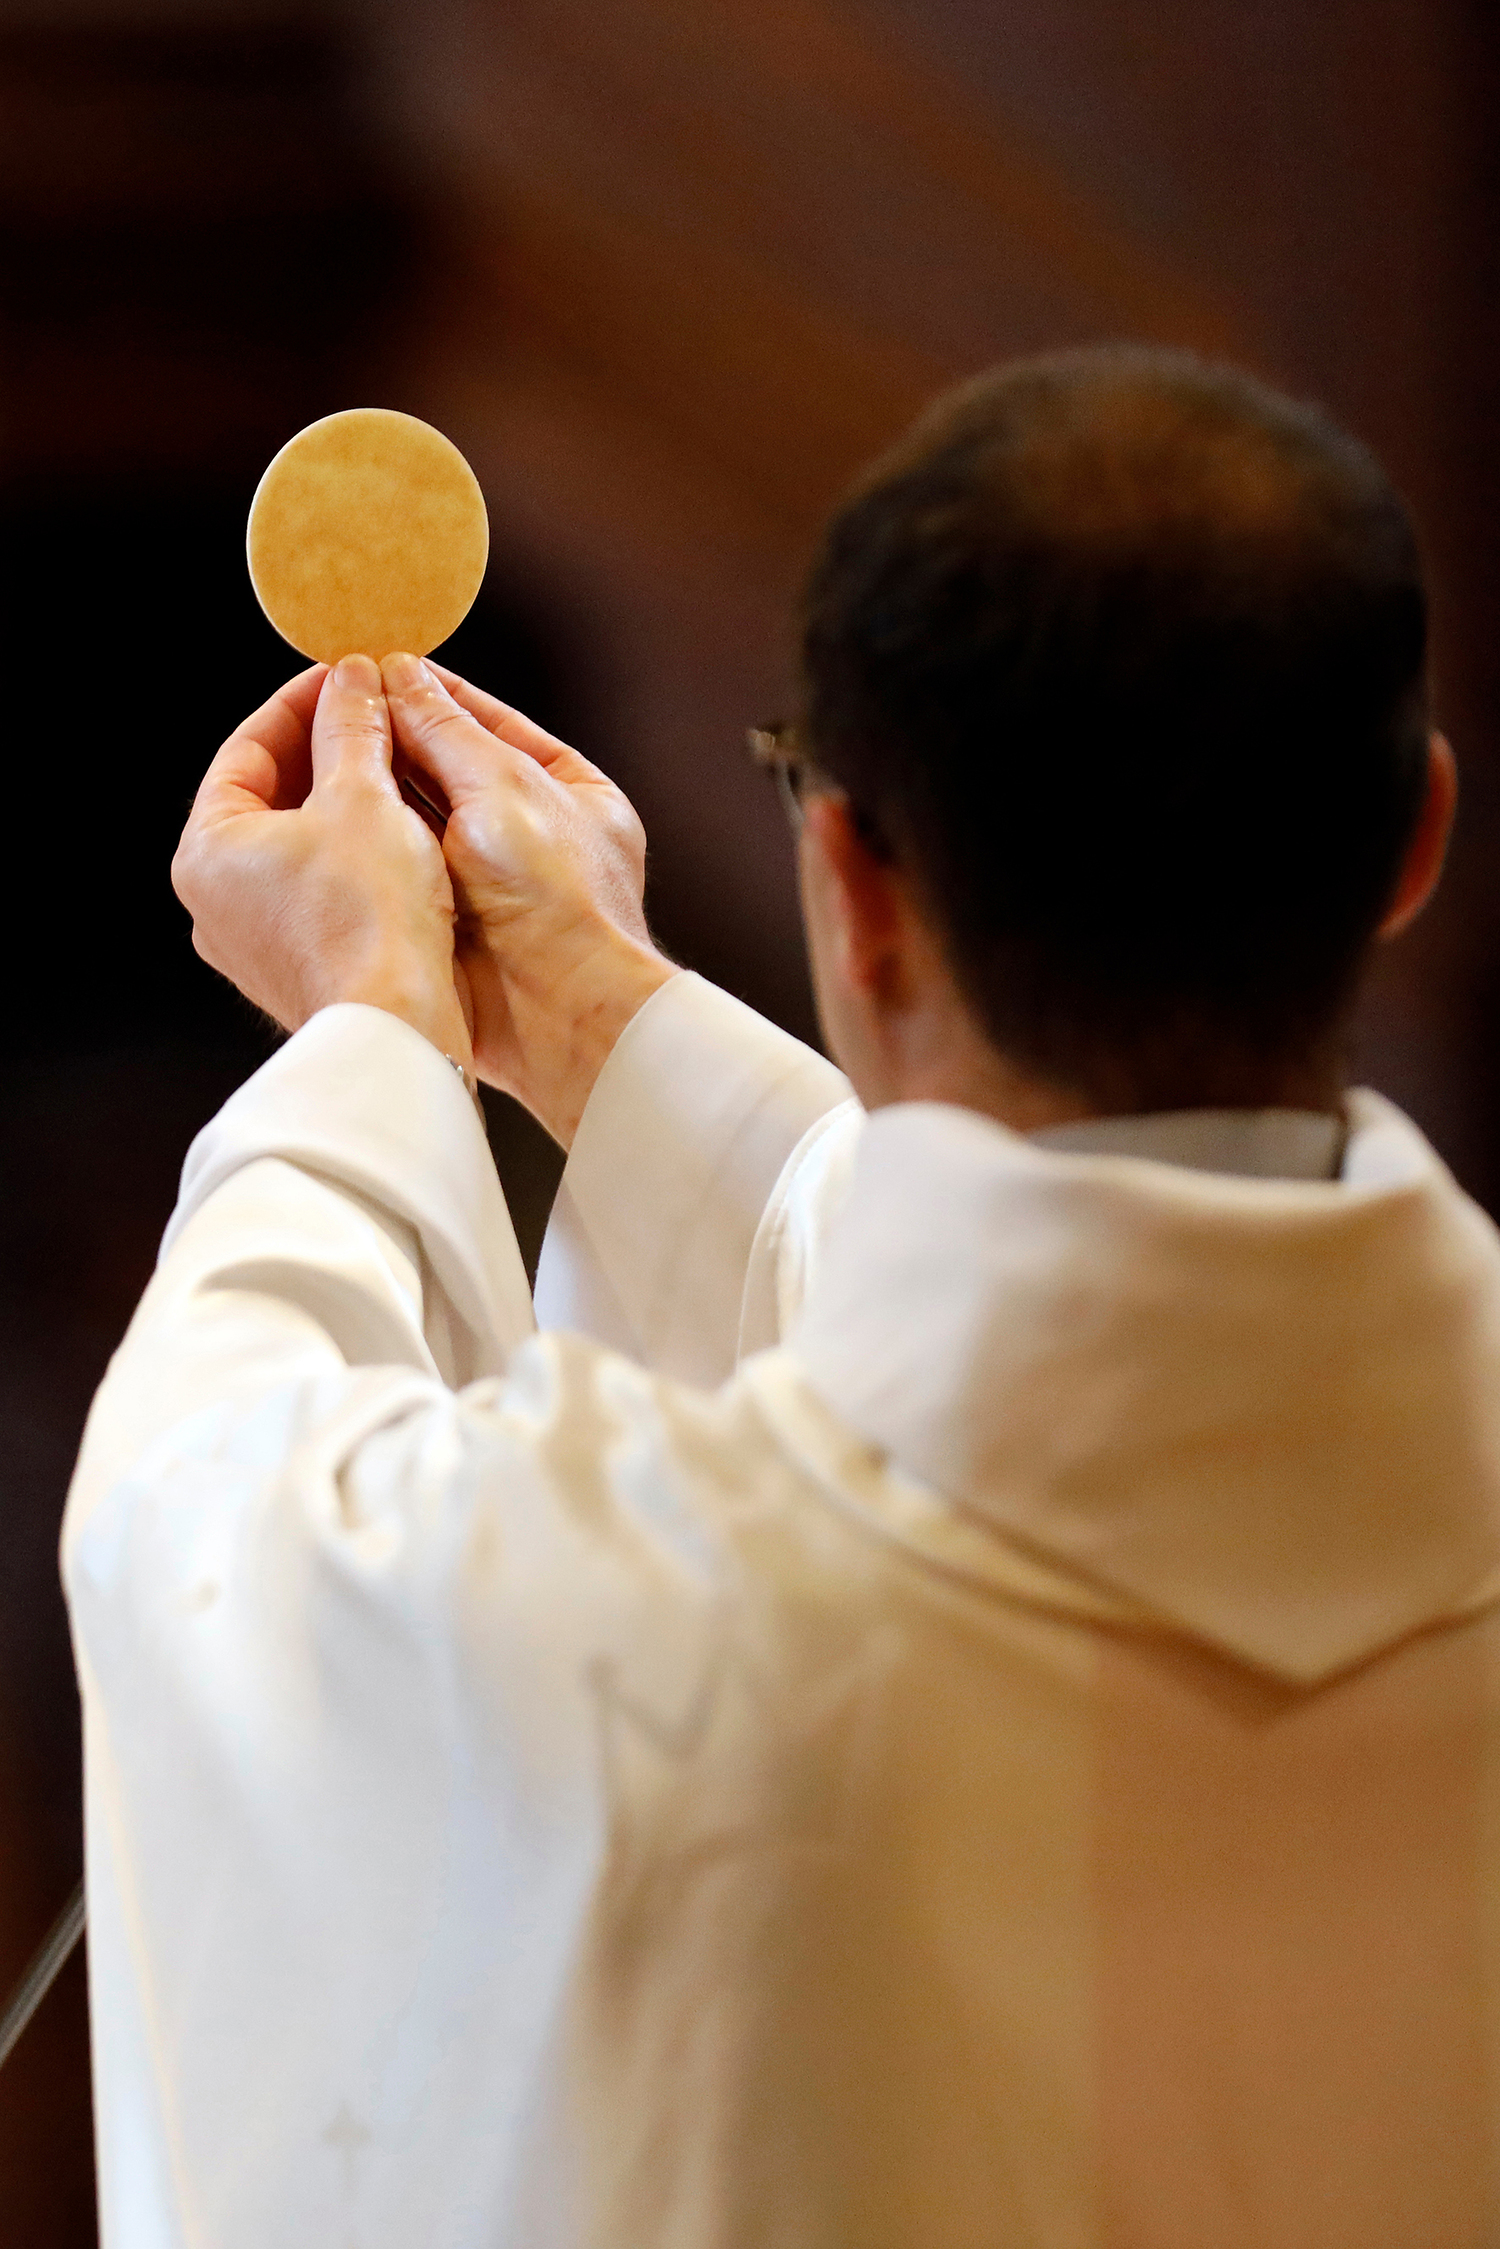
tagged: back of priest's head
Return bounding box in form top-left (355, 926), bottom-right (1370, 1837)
top-left (799, 345), bottom-right (1431, 1113)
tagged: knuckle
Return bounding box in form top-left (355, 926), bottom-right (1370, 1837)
top-left (318, 714), bottom-right (387, 741)
top-left (169, 837), bottom-right (201, 907)
top-left (401, 698), bottom-right (464, 747)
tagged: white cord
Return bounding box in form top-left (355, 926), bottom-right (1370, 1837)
top-left (0, 1880), bottom-right (85, 2073)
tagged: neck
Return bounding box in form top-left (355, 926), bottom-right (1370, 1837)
top-left (869, 985), bottom-right (1346, 1133)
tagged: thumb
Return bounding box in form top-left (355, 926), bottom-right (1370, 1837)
top-left (311, 654), bottom-right (396, 790)
top-left (382, 650), bottom-right (528, 806)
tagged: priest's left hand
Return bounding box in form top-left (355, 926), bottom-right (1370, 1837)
top-left (379, 652), bottom-right (677, 1146)
top-left (172, 655), bottom-right (475, 1065)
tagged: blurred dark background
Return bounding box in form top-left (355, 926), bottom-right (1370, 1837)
top-left (1, 1), bottom-right (1497, 2236)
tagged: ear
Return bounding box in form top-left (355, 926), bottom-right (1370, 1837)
top-left (801, 793), bottom-right (907, 996)
top-left (1378, 732), bottom-right (1458, 940)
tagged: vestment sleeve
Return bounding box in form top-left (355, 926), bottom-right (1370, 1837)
top-left (59, 1004), bottom-right (741, 2243)
top-left (61, 1004), bottom-right (549, 2237)
top-left (65, 1002), bottom-right (537, 1674)
top-left (532, 971), bottom-right (858, 1383)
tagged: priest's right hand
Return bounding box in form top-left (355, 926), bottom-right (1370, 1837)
top-left (171, 655), bottom-right (475, 1068)
top-left (381, 653), bottom-right (679, 1148)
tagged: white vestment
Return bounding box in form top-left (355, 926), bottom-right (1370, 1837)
top-left (64, 974), bottom-right (1500, 2249)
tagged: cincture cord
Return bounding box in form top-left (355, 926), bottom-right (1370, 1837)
top-left (0, 1880), bottom-right (85, 2074)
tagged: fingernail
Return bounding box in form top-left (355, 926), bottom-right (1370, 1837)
top-left (334, 653), bottom-right (381, 693)
top-left (382, 652), bottom-right (428, 692)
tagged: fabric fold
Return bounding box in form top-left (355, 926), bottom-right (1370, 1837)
top-left (167, 1004), bottom-right (534, 1381)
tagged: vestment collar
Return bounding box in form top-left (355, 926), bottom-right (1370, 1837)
top-left (1031, 1105), bottom-right (1342, 1180)
top-left (790, 1091), bottom-right (1500, 1680)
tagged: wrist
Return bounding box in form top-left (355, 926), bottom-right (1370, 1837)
top-left (499, 926), bottom-right (679, 1147)
top-left (327, 957), bottom-right (473, 1074)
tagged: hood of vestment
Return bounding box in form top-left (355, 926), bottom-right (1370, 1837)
top-left (790, 1090), bottom-right (1500, 1683)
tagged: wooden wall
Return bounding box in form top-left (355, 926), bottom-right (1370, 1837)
top-left (376, 0), bottom-right (1484, 1144)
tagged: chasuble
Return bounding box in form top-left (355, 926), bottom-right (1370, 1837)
top-left (65, 978), bottom-right (1500, 2248)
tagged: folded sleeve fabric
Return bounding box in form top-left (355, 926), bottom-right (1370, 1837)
top-left (62, 1005), bottom-right (546, 2248)
top-left (71, 1007), bottom-right (535, 1529)
top-left (532, 971), bottom-right (855, 1383)
top-left (170, 1003), bottom-right (535, 1379)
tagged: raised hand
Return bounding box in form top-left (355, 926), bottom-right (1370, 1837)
top-left (172, 656), bottom-right (474, 1066)
top-left (381, 654), bottom-right (678, 1146)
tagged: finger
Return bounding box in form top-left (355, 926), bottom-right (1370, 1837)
top-left (191, 662), bottom-right (327, 823)
top-left (311, 653), bottom-right (395, 791)
top-left (396, 764), bottom-right (449, 839)
top-left (424, 662), bottom-right (580, 771)
top-left (382, 652), bottom-right (533, 804)
top-left (426, 662), bottom-right (616, 793)
top-left (392, 747), bottom-right (450, 823)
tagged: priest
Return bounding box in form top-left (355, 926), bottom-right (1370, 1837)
top-left (67, 348), bottom-right (1498, 2249)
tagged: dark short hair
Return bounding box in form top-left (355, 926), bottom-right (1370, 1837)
top-left (799, 346), bottom-right (1432, 1109)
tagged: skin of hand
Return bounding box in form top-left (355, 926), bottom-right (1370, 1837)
top-left (381, 653), bottom-right (678, 1147)
top-left (171, 655), bottom-right (475, 1066)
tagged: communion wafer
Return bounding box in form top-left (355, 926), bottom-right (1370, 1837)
top-left (246, 408), bottom-right (489, 664)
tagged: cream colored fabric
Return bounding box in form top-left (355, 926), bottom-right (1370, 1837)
top-left (1031, 1104), bottom-right (1345, 1178)
top-left (533, 972), bottom-right (851, 1380)
top-left (66, 991), bottom-right (1500, 2249)
top-left (534, 974), bottom-right (1345, 1385)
